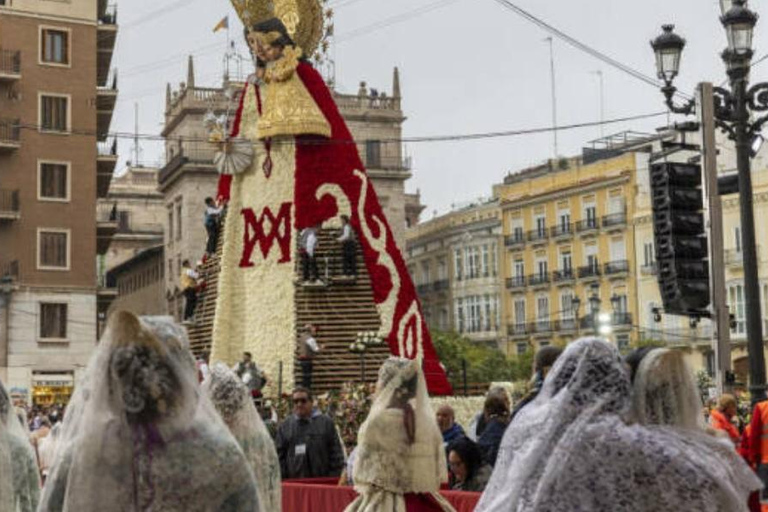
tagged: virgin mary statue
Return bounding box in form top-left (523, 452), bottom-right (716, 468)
top-left (209, 0), bottom-right (451, 394)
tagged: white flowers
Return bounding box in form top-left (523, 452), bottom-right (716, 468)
top-left (349, 331), bottom-right (385, 353)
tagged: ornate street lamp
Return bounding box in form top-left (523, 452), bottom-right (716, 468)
top-left (721, 0), bottom-right (758, 57)
top-left (651, 0), bottom-right (768, 402)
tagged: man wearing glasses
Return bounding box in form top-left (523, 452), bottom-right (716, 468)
top-left (275, 387), bottom-right (344, 479)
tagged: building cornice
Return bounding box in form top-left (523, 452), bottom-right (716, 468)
top-left (499, 172), bottom-right (631, 211)
top-left (0, 8), bottom-right (97, 26)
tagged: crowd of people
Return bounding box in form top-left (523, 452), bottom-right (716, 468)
top-left (1, 312), bottom-right (766, 511)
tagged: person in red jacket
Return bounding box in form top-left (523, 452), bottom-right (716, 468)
top-left (746, 398), bottom-right (768, 512)
top-left (710, 394), bottom-right (741, 448)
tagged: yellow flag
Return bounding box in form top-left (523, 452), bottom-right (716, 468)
top-left (213, 16), bottom-right (229, 33)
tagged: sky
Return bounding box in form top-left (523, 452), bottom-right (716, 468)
top-left (111, 0), bottom-right (768, 217)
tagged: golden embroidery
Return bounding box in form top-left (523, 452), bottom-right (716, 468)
top-left (257, 49), bottom-right (331, 139)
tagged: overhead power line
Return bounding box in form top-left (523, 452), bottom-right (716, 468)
top-left (490, 0), bottom-right (692, 100)
top-left (17, 110), bottom-right (666, 145)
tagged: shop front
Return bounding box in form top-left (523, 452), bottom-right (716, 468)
top-left (31, 372), bottom-right (75, 407)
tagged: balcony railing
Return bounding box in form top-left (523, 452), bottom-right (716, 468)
top-left (550, 223), bottom-right (573, 238)
top-left (604, 260), bottom-right (629, 275)
top-left (504, 232), bottom-right (525, 248)
top-left (506, 276), bottom-right (526, 289)
top-left (98, 139), bottom-right (118, 157)
top-left (0, 189), bottom-right (20, 217)
top-left (507, 323), bottom-right (529, 336)
top-left (527, 228), bottom-right (548, 243)
top-left (602, 212), bottom-right (627, 229)
top-left (724, 248), bottom-right (761, 267)
top-left (416, 283), bottom-right (431, 295)
top-left (432, 279), bottom-right (449, 292)
top-left (640, 263), bottom-right (657, 275)
top-left (553, 269), bottom-right (575, 282)
top-left (0, 118), bottom-right (20, 145)
top-left (528, 272), bottom-right (550, 286)
top-left (1, 260), bottom-right (19, 283)
top-left (576, 218), bottom-right (599, 233)
top-left (99, 4), bottom-right (118, 25)
top-left (363, 155), bottom-right (412, 172)
top-left (578, 264), bottom-right (601, 279)
top-left (555, 318), bottom-right (578, 331)
top-left (531, 320), bottom-right (553, 333)
top-left (613, 313), bottom-right (633, 326)
top-left (98, 203), bottom-right (118, 222)
top-left (0, 49), bottom-right (21, 77)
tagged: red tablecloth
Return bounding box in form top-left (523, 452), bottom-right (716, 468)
top-left (282, 479), bottom-right (480, 512)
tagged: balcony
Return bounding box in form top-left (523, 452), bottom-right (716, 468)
top-left (0, 189), bottom-right (20, 221)
top-left (555, 318), bottom-right (578, 332)
top-left (527, 228), bottom-right (548, 245)
top-left (575, 218), bottom-right (599, 235)
top-left (604, 260), bottom-right (629, 277)
top-left (640, 263), bottom-right (657, 276)
top-left (528, 272), bottom-right (550, 287)
top-left (550, 223), bottom-right (573, 240)
top-left (1, 260), bottom-right (19, 284)
top-left (578, 264), bottom-right (601, 280)
top-left (97, 4), bottom-right (118, 86)
top-left (97, 73), bottom-right (118, 141)
top-left (504, 232), bottom-right (525, 249)
top-left (0, 118), bottom-right (20, 151)
top-left (97, 139), bottom-right (118, 198)
top-left (0, 49), bottom-right (21, 82)
top-left (612, 312), bottom-right (633, 327)
top-left (505, 276), bottom-right (526, 290)
top-left (507, 323), bottom-right (530, 338)
top-left (602, 212), bottom-right (627, 231)
top-left (530, 320), bottom-right (553, 334)
top-left (97, 273), bottom-right (118, 315)
top-left (725, 247), bottom-right (761, 268)
top-left (432, 279), bottom-right (449, 292)
top-left (553, 268), bottom-right (575, 284)
top-left (96, 203), bottom-right (118, 255)
top-left (362, 154), bottom-right (412, 173)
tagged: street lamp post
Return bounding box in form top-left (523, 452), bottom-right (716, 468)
top-left (651, 0), bottom-right (768, 402)
top-left (588, 286), bottom-right (601, 336)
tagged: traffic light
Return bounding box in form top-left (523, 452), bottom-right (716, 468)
top-left (650, 162), bottom-right (710, 314)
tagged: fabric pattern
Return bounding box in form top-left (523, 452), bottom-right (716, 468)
top-left (37, 313), bottom-right (260, 512)
top-left (476, 337), bottom-right (762, 512)
top-left (346, 357), bottom-right (455, 512)
top-left (0, 378), bottom-right (40, 512)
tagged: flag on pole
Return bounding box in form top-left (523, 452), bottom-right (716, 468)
top-left (213, 16), bottom-right (229, 33)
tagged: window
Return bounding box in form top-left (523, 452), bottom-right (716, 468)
top-left (585, 243), bottom-right (598, 269)
top-left (583, 198), bottom-right (597, 228)
top-left (39, 303), bottom-right (67, 340)
top-left (421, 261), bottom-right (431, 284)
top-left (514, 298), bottom-right (526, 327)
top-left (536, 258), bottom-right (548, 276)
top-left (117, 210), bottom-right (130, 232)
top-left (728, 283), bottom-right (746, 336)
top-left (38, 229), bottom-right (69, 269)
top-left (465, 246), bottom-right (480, 279)
top-left (561, 251), bottom-right (572, 272)
top-left (39, 162), bottom-right (69, 201)
top-left (175, 202), bottom-right (182, 240)
top-left (558, 209), bottom-right (571, 230)
top-left (537, 295), bottom-right (549, 322)
top-left (168, 258), bottom-right (174, 283)
top-left (437, 259), bottom-right (447, 281)
top-left (561, 292), bottom-right (574, 320)
top-left (455, 298), bottom-right (465, 333)
top-left (41, 28), bottom-right (69, 65)
top-left (516, 342), bottom-right (528, 356)
top-left (454, 249), bottom-right (463, 280)
top-left (40, 94), bottom-right (69, 132)
top-left (643, 241), bottom-right (655, 267)
top-left (167, 209), bottom-right (174, 242)
top-left (513, 225), bottom-right (524, 242)
top-left (481, 245), bottom-right (490, 277)
top-left (535, 215), bottom-right (546, 236)
top-left (514, 258), bottom-right (524, 278)
top-left (365, 140), bottom-right (381, 168)
top-left (490, 243), bottom-right (498, 276)
top-left (616, 334), bottom-right (630, 352)
top-left (735, 226), bottom-right (742, 252)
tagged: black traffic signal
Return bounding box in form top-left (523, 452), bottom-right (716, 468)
top-left (650, 162), bottom-right (710, 314)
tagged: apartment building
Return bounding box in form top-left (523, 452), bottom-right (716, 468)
top-left (158, 59), bottom-right (423, 320)
top-left (406, 200), bottom-right (503, 346)
top-left (0, 0), bottom-right (118, 405)
top-left (495, 138), bottom-right (653, 356)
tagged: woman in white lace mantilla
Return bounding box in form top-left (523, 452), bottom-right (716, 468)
top-left (0, 378), bottom-right (40, 512)
top-left (203, 362), bottom-right (281, 511)
top-left (345, 357), bottom-right (455, 512)
top-left (37, 312), bottom-right (260, 512)
top-left (476, 337), bottom-right (761, 512)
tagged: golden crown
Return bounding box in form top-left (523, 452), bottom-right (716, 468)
top-left (230, 0), bottom-right (325, 56)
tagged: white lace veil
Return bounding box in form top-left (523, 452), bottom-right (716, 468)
top-left (353, 357), bottom-right (447, 493)
top-left (476, 337), bottom-right (761, 512)
top-left (202, 362), bottom-right (281, 511)
top-left (630, 348), bottom-right (704, 430)
top-left (38, 312), bottom-right (260, 512)
top-left (0, 378), bottom-right (40, 512)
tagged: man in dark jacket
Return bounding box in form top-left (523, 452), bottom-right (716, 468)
top-left (436, 405), bottom-right (465, 448)
top-left (276, 387), bottom-right (344, 479)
